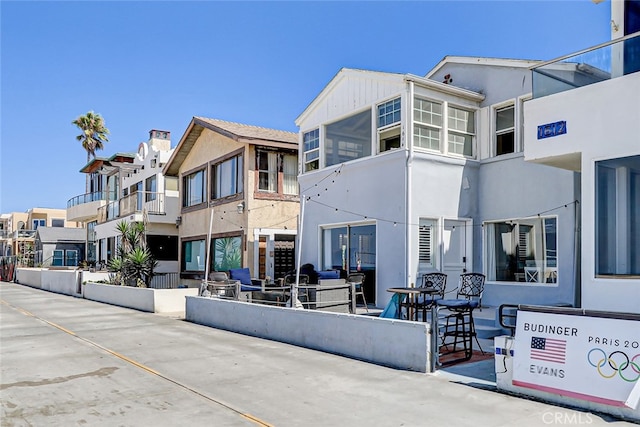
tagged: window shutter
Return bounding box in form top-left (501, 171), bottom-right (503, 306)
top-left (419, 224), bottom-right (433, 267)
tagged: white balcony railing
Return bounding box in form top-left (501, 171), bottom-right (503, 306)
top-left (97, 192), bottom-right (166, 224)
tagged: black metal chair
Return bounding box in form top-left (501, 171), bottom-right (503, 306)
top-left (347, 273), bottom-right (367, 313)
top-left (436, 273), bottom-right (486, 363)
top-left (416, 272), bottom-right (447, 321)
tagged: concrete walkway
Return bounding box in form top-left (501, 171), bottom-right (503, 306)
top-left (0, 282), bottom-right (635, 426)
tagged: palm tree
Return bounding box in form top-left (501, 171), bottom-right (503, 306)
top-left (72, 111), bottom-right (109, 192)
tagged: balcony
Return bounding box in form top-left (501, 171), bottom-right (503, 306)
top-left (13, 230), bottom-right (36, 239)
top-left (524, 32), bottom-right (640, 171)
top-left (67, 191), bottom-right (117, 222)
top-left (532, 31), bottom-right (640, 99)
top-left (97, 192), bottom-right (169, 224)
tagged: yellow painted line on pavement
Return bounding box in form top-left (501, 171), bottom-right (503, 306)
top-left (0, 297), bottom-right (273, 426)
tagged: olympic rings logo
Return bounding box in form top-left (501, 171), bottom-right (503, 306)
top-left (587, 348), bottom-right (640, 382)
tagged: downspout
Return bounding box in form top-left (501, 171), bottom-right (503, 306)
top-left (406, 81), bottom-right (415, 287)
top-left (573, 172), bottom-right (582, 307)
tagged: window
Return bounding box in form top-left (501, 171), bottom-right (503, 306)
top-left (212, 154), bottom-right (243, 199)
top-left (595, 155), bottom-right (640, 276)
top-left (322, 224), bottom-right (376, 272)
top-left (65, 250), bottom-right (78, 267)
top-left (495, 105), bottom-right (515, 156)
top-left (182, 169), bottom-right (205, 207)
top-left (145, 175), bottom-right (157, 202)
top-left (211, 235), bottom-right (242, 271)
top-left (303, 129), bottom-right (320, 172)
top-left (485, 217), bottom-right (558, 283)
top-left (414, 98), bottom-right (442, 151)
top-left (283, 154), bottom-right (298, 195)
top-left (418, 219), bottom-right (436, 270)
top-left (378, 97), bottom-right (401, 152)
top-left (182, 239), bottom-right (206, 271)
top-left (53, 250), bottom-right (64, 266)
top-left (256, 151), bottom-right (299, 195)
top-left (32, 219), bottom-right (45, 229)
top-left (325, 109), bottom-right (372, 167)
top-left (52, 219), bottom-right (65, 227)
top-left (448, 106), bottom-right (475, 157)
top-left (257, 151), bottom-right (278, 192)
top-left (130, 181), bottom-right (143, 210)
top-left (147, 235), bottom-right (178, 261)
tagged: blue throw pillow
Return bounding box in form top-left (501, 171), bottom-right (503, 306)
top-left (318, 270), bottom-right (340, 280)
top-left (229, 268), bottom-right (252, 286)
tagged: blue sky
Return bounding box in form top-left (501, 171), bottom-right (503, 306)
top-left (1, 1), bottom-right (611, 214)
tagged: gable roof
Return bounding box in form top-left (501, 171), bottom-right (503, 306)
top-left (424, 56), bottom-right (541, 79)
top-left (163, 117), bottom-right (298, 176)
top-left (35, 227), bottom-right (86, 243)
top-left (295, 67), bottom-right (485, 126)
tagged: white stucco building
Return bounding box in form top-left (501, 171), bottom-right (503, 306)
top-left (524, 2), bottom-right (640, 313)
top-left (295, 59), bottom-right (579, 309)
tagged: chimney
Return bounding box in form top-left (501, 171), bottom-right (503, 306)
top-left (148, 129), bottom-right (171, 151)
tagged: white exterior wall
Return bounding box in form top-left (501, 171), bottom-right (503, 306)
top-left (524, 72), bottom-right (640, 312)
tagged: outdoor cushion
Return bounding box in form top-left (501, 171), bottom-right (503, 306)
top-left (229, 268), bottom-right (252, 286)
top-left (318, 270), bottom-right (340, 280)
top-left (437, 299), bottom-right (479, 309)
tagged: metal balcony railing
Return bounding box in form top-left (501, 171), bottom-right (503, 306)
top-left (67, 191), bottom-right (117, 208)
top-left (532, 31), bottom-right (640, 99)
top-left (13, 230), bottom-right (36, 239)
top-left (97, 192), bottom-right (166, 224)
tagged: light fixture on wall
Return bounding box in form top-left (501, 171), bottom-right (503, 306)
top-left (237, 201), bottom-right (245, 214)
top-left (175, 216), bottom-right (182, 227)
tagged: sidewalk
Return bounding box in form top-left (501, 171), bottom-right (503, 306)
top-left (1, 281), bottom-right (635, 426)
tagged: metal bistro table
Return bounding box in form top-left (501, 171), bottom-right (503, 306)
top-left (386, 287), bottom-right (439, 321)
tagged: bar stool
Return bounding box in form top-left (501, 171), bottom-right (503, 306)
top-left (435, 273), bottom-right (485, 364)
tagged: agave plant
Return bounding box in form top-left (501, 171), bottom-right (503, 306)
top-left (110, 220), bottom-right (157, 287)
top-left (124, 247), bottom-right (157, 287)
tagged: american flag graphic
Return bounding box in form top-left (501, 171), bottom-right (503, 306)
top-left (530, 337), bottom-right (566, 364)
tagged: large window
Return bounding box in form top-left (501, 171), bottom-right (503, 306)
top-left (303, 129), bottom-right (320, 172)
top-left (448, 106), bottom-right (475, 157)
top-left (32, 219), bottom-right (45, 229)
top-left (145, 175), bottom-right (157, 202)
top-left (257, 150), bottom-right (299, 195)
top-left (322, 224), bottom-right (376, 272)
top-left (182, 239), bottom-right (206, 271)
top-left (282, 154), bottom-right (298, 195)
top-left (485, 217), bottom-right (557, 283)
top-left (596, 155), bottom-right (640, 276)
top-left (495, 105), bottom-right (515, 156)
top-left (182, 169), bottom-right (205, 207)
top-left (414, 98), bottom-right (442, 151)
top-left (211, 235), bottom-right (242, 271)
top-left (325, 109), bottom-right (372, 167)
top-left (378, 97), bottom-right (401, 152)
top-left (212, 154), bottom-right (243, 199)
top-left (147, 235), bottom-right (178, 261)
top-left (257, 151), bottom-right (278, 193)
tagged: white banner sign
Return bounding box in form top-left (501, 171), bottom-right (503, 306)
top-left (513, 310), bottom-right (640, 407)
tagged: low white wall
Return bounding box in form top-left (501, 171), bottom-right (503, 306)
top-left (84, 283), bottom-right (197, 314)
top-left (81, 271), bottom-right (111, 284)
top-left (186, 296), bottom-right (431, 372)
top-left (15, 268), bottom-right (42, 288)
top-left (154, 288), bottom-right (199, 313)
top-left (494, 336), bottom-right (640, 423)
top-left (41, 270), bottom-right (82, 297)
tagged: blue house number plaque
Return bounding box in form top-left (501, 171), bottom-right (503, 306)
top-left (537, 121), bottom-right (567, 140)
